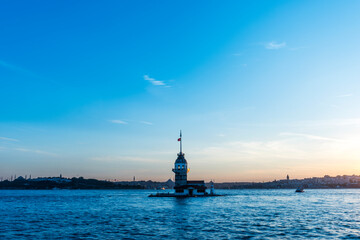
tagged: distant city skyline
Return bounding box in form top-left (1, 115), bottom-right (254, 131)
top-left (1, 1), bottom-right (360, 182)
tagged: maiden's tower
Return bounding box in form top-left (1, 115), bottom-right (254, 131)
top-left (149, 131), bottom-right (219, 197)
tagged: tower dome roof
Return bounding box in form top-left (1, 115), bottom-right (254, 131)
top-left (175, 152), bottom-right (187, 164)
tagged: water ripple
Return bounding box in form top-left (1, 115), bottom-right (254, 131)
top-left (1, 189), bottom-right (360, 239)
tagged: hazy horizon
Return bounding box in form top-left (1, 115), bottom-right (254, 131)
top-left (1, 1), bottom-right (360, 182)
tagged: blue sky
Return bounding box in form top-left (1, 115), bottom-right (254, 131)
top-left (1, 0), bottom-right (360, 181)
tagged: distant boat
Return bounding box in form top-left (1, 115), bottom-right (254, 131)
top-left (295, 187), bottom-right (304, 192)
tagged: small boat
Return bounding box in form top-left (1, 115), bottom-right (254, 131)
top-left (295, 187), bottom-right (304, 192)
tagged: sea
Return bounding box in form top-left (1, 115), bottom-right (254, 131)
top-left (1, 189), bottom-right (359, 239)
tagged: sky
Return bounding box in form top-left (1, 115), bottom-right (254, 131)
top-left (1, 0), bottom-right (360, 182)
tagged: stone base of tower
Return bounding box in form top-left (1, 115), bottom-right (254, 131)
top-left (149, 180), bottom-right (223, 197)
top-left (149, 191), bottom-right (223, 197)
top-left (174, 180), bottom-right (207, 196)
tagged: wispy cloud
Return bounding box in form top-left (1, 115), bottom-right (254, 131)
top-left (0, 59), bottom-right (58, 85)
top-left (13, 148), bottom-right (56, 156)
top-left (109, 120), bottom-right (128, 124)
top-left (0, 60), bottom-right (25, 72)
top-left (0, 59), bottom-right (40, 79)
top-left (236, 118), bottom-right (360, 129)
top-left (139, 121), bottom-right (153, 125)
top-left (279, 132), bottom-right (340, 142)
top-left (336, 93), bottom-right (353, 98)
top-left (91, 156), bottom-right (162, 163)
top-left (265, 41), bottom-right (286, 50)
top-left (194, 139), bottom-right (306, 162)
top-left (0, 136), bottom-right (19, 142)
top-left (294, 118), bottom-right (360, 128)
top-left (109, 119), bottom-right (153, 125)
top-left (144, 75), bottom-right (165, 86)
top-left (193, 132), bottom-right (360, 166)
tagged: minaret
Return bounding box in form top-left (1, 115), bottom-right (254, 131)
top-left (172, 130), bottom-right (188, 187)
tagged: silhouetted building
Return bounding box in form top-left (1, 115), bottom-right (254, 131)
top-left (172, 131), bottom-right (207, 196)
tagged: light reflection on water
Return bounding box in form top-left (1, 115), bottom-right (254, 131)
top-left (1, 189), bottom-right (360, 239)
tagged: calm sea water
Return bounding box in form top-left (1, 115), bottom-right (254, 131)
top-left (1, 189), bottom-right (360, 239)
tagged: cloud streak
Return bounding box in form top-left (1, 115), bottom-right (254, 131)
top-left (139, 121), bottom-right (153, 125)
top-left (109, 120), bottom-right (153, 125)
top-left (91, 156), bottom-right (162, 163)
top-left (109, 120), bottom-right (128, 124)
top-left (279, 132), bottom-right (340, 142)
top-left (0, 59), bottom-right (59, 85)
top-left (193, 132), bottom-right (360, 167)
top-left (13, 148), bottom-right (56, 156)
top-left (265, 41), bottom-right (286, 50)
top-left (0, 59), bottom-right (40, 79)
top-left (144, 75), bottom-right (165, 86)
top-left (336, 93), bottom-right (353, 98)
top-left (294, 118), bottom-right (360, 128)
top-left (0, 136), bottom-right (19, 142)
top-left (0, 60), bottom-right (25, 72)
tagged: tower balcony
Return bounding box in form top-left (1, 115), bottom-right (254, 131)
top-left (172, 168), bottom-right (190, 173)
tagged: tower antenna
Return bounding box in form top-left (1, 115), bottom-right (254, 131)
top-left (180, 130), bottom-right (182, 154)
